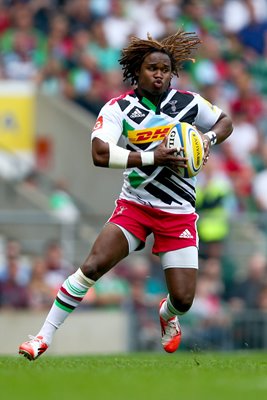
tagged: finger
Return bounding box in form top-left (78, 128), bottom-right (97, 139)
top-left (167, 146), bottom-right (181, 155)
top-left (203, 155), bottom-right (209, 165)
top-left (162, 135), bottom-right (168, 146)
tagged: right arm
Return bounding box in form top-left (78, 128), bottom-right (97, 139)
top-left (92, 136), bottom-right (188, 170)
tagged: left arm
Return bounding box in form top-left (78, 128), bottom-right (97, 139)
top-left (194, 93), bottom-right (233, 162)
top-left (201, 112), bottom-right (233, 163)
top-left (203, 111), bottom-right (233, 145)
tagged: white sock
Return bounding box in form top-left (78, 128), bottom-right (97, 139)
top-left (160, 294), bottom-right (185, 321)
top-left (36, 268), bottom-right (95, 345)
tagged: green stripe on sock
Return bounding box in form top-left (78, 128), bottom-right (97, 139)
top-left (65, 279), bottom-right (87, 296)
top-left (167, 296), bottom-right (184, 315)
top-left (55, 299), bottom-right (73, 313)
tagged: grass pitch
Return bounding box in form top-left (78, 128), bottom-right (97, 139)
top-left (1, 352), bottom-right (266, 400)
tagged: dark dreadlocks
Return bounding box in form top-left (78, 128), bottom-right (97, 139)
top-left (119, 30), bottom-right (201, 86)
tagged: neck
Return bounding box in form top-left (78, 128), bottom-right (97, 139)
top-left (136, 87), bottom-right (166, 106)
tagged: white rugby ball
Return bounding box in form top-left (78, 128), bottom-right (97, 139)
top-left (166, 122), bottom-right (204, 178)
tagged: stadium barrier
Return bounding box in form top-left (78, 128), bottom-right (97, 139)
top-left (1, 309), bottom-right (267, 355)
top-left (0, 310), bottom-right (130, 356)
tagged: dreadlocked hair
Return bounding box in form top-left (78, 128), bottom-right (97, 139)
top-left (119, 30), bottom-right (201, 85)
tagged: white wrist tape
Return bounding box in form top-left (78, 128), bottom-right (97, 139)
top-left (204, 131), bottom-right (217, 146)
top-left (108, 142), bottom-right (130, 168)
top-left (140, 151), bottom-right (154, 166)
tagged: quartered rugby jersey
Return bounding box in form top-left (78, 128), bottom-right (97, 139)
top-left (91, 88), bottom-right (222, 214)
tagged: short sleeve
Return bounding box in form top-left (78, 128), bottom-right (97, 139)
top-left (194, 94), bottom-right (223, 132)
top-left (91, 100), bottom-right (123, 145)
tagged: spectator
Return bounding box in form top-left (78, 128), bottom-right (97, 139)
top-left (93, 266), bottom-right (130, 309)
top-left (0, 2), bottom-right (11, 34)
top-left (49, 179), bottom-right (81, 224)
top-left (46, 13), bottom-right (73, 63)
top-left (227, 102), bottom-right (260, 165)
top-left (127, 255), bottom-right (166, 350)
top-left (196, 153), bottom-right (236, 259)
top-left (64, 0), bottom-right (96, 32)
top-left (43, 239), bottom-right (74, 294)
top-left (86, 19), bottom-right (121, 73)
top-left (229, 70), bottom-right (265, 126)
top-left (237, 0), bottom-right (267, 56)
top-left (28, 256), bottom-right (54, 310)
top-left (257, 283), bottom-right (267, 311)
top-left (190, 34), bottom-right (230, 87)
top-left (102, 0), bottom-right (135, 50)
top-left (125, 0), bottom-right (173, 40)
top-left (0, 254), bottom-right (30, 310)
top-left (251, 142), bottom-right (267, 235)
top-left (177, 0), bottom-right (220, 37)
top-left (188, 269), bottom-right (231, 350)
top-left (2, 30), bottom-right (39, 80)
top-left (228, 252), bottom-right (267, 311)
top-left (221, 141), bottom-right (255, 212)
top-left (0, 238), bottom-right (31, 286)
top-left (0, 5), bottom-right (47, 69)
top-left (36, 57), bottom-right (66, 95)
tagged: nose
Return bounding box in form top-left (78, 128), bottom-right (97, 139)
top-left (154, 69), bottom-right (163, 79)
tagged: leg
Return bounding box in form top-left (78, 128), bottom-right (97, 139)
top-left (160, 245), bottom-right (198, 315)
top-left (158, 246), bottom-right (198, 353)
top-left (81, 223), bottom-right (130, 281)
top-left (19, 223), bottom-right (130, 360)
top-left (164, 267), bottom-right (198, 313)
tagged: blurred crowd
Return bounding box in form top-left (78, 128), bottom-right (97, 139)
top-left (1, 0), bottom-right (267, 350)
top-left (1, 0), bottom-right (267, 214)
top-left (0, 235), bottom-right (267, 350)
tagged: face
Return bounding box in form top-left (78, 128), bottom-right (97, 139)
top-left (136, 52), bottom-right (172, 98)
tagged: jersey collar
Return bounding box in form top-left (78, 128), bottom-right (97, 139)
top-left (134, 88), bottom-right (171, 114)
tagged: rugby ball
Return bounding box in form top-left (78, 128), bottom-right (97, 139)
top-left (166, 122), bottom-right (204, 178)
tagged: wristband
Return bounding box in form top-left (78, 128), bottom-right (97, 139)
top-left (109, 142), bottom-right (130, 168)
top-left (204, 131), bottom-right (217, 146)
top-left (140, 151), bottom-right (154, 166)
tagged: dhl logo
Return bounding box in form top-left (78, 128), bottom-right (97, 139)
top-left (128, 125), bottom-right (174, 144)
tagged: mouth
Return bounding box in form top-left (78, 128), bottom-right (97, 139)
top-left (153, 80), bottom-right (163, 89)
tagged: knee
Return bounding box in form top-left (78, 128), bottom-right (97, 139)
top-left (80, 257), bottom-right (104, 282)
top-left (170, 292), bottom-right (194, 314)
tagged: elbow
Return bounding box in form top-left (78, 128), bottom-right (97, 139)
top-left (92, 138), bottom-right (109, 167)
top-left (92, 153), bottom-right (109, 167)
top-left (220, 113), bottom-right (234, 139)
top-left (93, 157), bottom-right (101, 167)
top-left (227, 119), bottom-right (234, 138)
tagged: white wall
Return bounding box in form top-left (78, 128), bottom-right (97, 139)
top-left (0, 310), bottom-right (130, 356)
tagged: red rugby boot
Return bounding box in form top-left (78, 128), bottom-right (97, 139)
top-left (159, 298), bottom-right (182, 353)
top-left (19, 335), bottom-right (48, 361)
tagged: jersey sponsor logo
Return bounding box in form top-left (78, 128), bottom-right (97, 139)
top-left (93, 115), bottom-right (103, 130)
top-left (128, 125), bottom-right (174, 144)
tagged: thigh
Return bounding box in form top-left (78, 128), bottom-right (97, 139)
top-left (153, 213), bottom-right (199, 254)
top-left (81, 222), bottom-right (129, 280)
top-left (160, 246), bottom-right (198, 269)
top-left (108, 199), bottom-right (150, 244)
